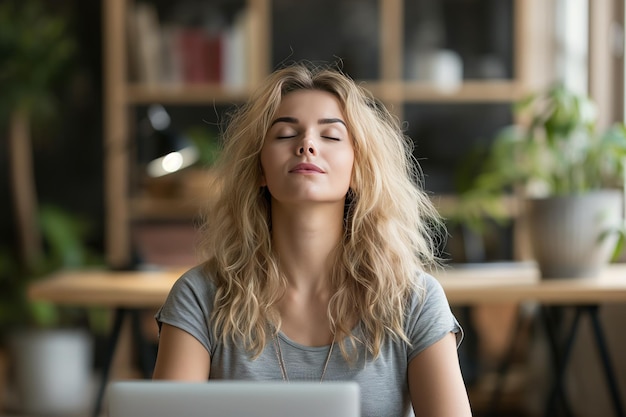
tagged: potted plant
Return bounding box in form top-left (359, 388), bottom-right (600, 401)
top-left (452, 84), bottom-right (626, 278)
top-left (0, 2), bottom-right (107, 414)
top-left (0, 205), bottom-right (106, 415)
top-left (0, 0), bottom-right (75, 267)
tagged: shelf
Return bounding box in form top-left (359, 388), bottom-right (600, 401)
top-left (126, 79), bottom-right (525, 105)
top-left (130, 168), bottom-right (216, 221)
top-left (130, 196), bottom-right (203, 221)
top-left (104, 0), bottom-right (543, 267)
top-left (432, 193), bottom-right (522, 219)
top-left (128, 191), bottom-right (522, 223)
top-left (402, 80), bottom-right (525, 103)
top-left (126, 83), bottom-right (251, 105)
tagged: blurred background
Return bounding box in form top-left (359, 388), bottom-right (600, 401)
top-left (1, 0), bottom-right (626, 416)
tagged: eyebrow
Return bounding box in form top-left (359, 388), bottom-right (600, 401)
top-left (270, 116), bottom-right (347, 127)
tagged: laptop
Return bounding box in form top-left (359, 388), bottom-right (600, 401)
top-left (107, 380), bottom-right (361, 417)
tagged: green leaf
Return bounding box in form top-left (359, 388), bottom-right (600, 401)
top-left (0, 0), bottom-right (76, 124)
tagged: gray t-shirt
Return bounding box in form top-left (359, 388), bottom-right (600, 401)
top-left (156, 265), bottom-right (462, 417)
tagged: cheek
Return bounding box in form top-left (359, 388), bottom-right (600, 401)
top-left (335, 150), bottom-right (355, 186)
top-left (259, 149), bottom-right (280, 188)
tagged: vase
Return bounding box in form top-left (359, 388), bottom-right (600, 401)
top-left (526, 190), bottom-right (623, 279)
top-left (10, 328), bottom-right (93, 415)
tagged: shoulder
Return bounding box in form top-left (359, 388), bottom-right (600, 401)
top-left (407, 271), bottom-right (448, 311)
top-left (161, 264), bottom-right (218, 316)
top-left (156, 264), bottom-right (218, 353)
top-left (172, 264), bottom-right (217, 295)
top-left (404, 270), bottom-right (462, 357)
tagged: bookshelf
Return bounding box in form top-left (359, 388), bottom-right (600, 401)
top-left (103, 0), bottom-right (549, 267)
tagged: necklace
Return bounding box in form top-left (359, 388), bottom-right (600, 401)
top-left (273, 333), bottom-right (336, 383)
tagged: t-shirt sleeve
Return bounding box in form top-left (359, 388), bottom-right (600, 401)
top-left (154, 266), bottom-right (215, 354)
top-left (405, 272), bottom-right (463, 362)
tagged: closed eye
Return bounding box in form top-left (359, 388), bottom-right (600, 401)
top-left (322, 136), bottom-right (341, 141)
top-left (277, 135), bottom-right (297, 139)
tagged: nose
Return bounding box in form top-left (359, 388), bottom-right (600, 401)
top-left (297, 138), bottom-right (317, 156)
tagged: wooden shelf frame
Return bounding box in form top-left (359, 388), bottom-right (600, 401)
top-left (103, 0), bottom-right (544, 267)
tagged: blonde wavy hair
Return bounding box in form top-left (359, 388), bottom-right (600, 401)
top-left (198, 62), bottom-right (444, 361)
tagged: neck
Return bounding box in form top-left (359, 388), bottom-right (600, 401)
top-left (270, 201), bottom-right (344, 293)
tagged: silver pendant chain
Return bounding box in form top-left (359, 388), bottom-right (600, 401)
top-left (273, 333), bottom-right (336, 383)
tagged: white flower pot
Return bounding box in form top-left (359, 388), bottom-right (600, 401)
top-left (10, 328), bottom-right (93, 415)
top-left (526, 190), bottom-right (623, 279)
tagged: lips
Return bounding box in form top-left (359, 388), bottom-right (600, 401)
top-left (289, 163), bottom-right (325, 173)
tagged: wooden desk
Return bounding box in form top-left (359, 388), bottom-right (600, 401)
top-left (28, 268), bottom-right (186, 307)
top-left (436, 262), bottom-right (626, 304)
top-left (29, 262), bottom-right (626, 307)
top-left (28, 263), bottom-right (626, 417)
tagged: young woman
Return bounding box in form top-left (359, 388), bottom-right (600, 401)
top-left (153, 62), bottom-right (472, 417)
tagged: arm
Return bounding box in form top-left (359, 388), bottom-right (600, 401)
top-left (408, 332), bottom-right (472, 417)
top-left (152, 323), bottom-right (211, 380)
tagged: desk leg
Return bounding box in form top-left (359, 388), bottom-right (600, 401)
top-left (130, 309), bottom-right (155, 379)
top-left (93, 308), bottom-right (126, 417)
top-left (542, 306), bottom-right (580, 417)
top-left (587, 306), bottom-right (625, 417)
top-left (542, 305), bottom-right (625, 417)
top-left (485, 304), bottom-right (532, 417)
top-left (92, 308), bottom-right (156, 417)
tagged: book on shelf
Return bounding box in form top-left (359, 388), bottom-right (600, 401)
top-left (128, 2), bottom-right (162, 85)
top-left (126, 2), bottom-right (249, 88)
top-left (175, 27), bottom-right (222, 84)
top-left (221, 11), bottom-right (248, 89)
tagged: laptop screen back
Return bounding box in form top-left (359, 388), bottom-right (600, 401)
top-left (107, 380), bottom-right (361, 417)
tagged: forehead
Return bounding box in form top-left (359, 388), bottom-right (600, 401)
top-left (275, 89), bottom-right (344, 116)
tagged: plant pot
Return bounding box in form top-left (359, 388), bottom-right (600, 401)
top-left (526, 190), bottom-right (623, 279)
top-left (9, 328), bottom-right (93, 416)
